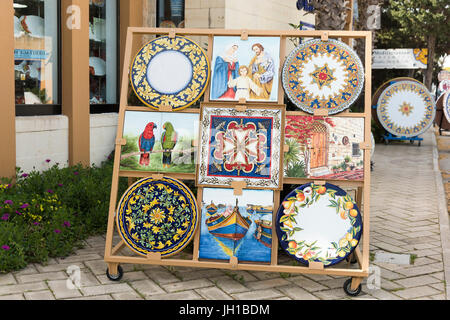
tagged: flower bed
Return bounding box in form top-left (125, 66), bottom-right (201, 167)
top-left (0, 158), bottom-right (128, 273)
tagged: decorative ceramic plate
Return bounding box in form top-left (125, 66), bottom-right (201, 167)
top-left (130, 35), bottom-right (210, 111)
top-left (439, 79), bottom-right (450, 93)
top-left (89, 57), bottom-right (106, 76)
top-left (275, 182), bottom-right (362, 267)
top-left (282, 39), bottom-right (364, 115)
top-left (444, 92), bottom-right (450, 123)
top-left (377, 80), bottom-right (435, 138)
top-left (116, 176), bottom-right (198, 257)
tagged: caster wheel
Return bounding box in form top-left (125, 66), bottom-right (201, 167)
top-left (343, 278), bottom-right (362, 297)
top-left (106, 265), bottom-right (123, 281)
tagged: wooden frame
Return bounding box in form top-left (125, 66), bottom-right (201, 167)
top-left (104, 27), bottom-right (372, 294)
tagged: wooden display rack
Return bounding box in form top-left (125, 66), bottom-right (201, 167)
top-left (104, 27), bottom-right (373, 296)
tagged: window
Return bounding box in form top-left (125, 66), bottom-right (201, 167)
top-left (14, 0), bottom-right (60, 114)
top-left (89, 0), bottom-right (119, 113)
top-left (157, 0), bottom-right (185, 28)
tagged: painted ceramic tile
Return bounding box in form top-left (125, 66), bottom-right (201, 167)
top-left (199, 187), bottom-right (274, 263)
top-left (282, 39), bottom-right (364, 114)
top-left (284, 115), bottom-right (365, 181)
top-left (120, 111), bottom-right (199, 173)
top-left (130, 35), bottom-right (210, 111)
top-left (377, 80), bottom-right (435, 138)
top-left (116, 176), bottom-right (198, 257)
top-left (276, 182), bottom-right (362, 267)
top-left (209, 36), bottom-right (280, 102)
top-left (198, 106), bottom-right (283, 189)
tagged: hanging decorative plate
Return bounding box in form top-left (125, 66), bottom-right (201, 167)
top-left (130, 35), bottom-right (210, 111)
top-left (275, 182), bottom-right (362, 267)
top-left (282, 39), bottom-right (364, 115)
top-left (444, 92), bottom-right (450, 123)
top-left (116, 176), bottom-right (198, 257)
top-left (377, 80), bottom-right (435, 138)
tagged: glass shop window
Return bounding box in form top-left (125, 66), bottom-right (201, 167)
top-left (14, 0), bottom-right (59, 106)
top-left (157, 0), bottom-right (185, 28)
top-left (89, 0), bottom-right (118, 106)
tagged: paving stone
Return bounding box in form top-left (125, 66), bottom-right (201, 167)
top-left (0, 273), bottom-right (17, 286)
top-left (145, 267), bottom-right (181, 284)
top-left (0, 282), bottom-right (47, 296)
top-left (392, 285), bottom-right (441, 299)
top-left (34, 262), bottom-right (84, 273)
top-left (112, 291), bottom-right (144, 300)
top-left (57, 253), bottom-right (102, 264)
top-left (232, 289), bottom-right (283, 300)
top-left (146, 290), bottom-right (202, 300)
top-left (0, 294), bottom-right (24, 300)
top-left (80, 283), bottom-right (134, 296)
top-left (246, 278), bottom-right (290, 290)
top-left (277, 285), bottom-right (319, 300)
top-left (394, 275), bottom-right (441, 288)
top-left (47, 280), bottom-right (82, 299)
top-left (196, 287), bottom-right (233, 300)
top-left (24, 290), bottom-right (55, 300)
top-left (16, 271), bottom-right (67, 284)
top-left (84, 260), bottom-right (108, 275)
top-left (68, 295), bottom-right (113, 300)
top-left (289, 275), bottom-right (329, 292)
top-left (162, 279), bottom-right (213, 293)
top-left (209, 275), bottom-right (248, 294)
top-left (129, 279), bottom-right (165, 296)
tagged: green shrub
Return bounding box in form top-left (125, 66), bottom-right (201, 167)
top-left (0, 157), bottom-right (128, 273)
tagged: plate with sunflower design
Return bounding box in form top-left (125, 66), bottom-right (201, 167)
top-left (282, 39), bottom-right (364, 115)
top-left (130, 35), bottom-right (210, 111)
top-left (444, 92), bottom-right (450, 124)
top-left (275, 183), bottom-right (362, 267)
top-left (116, 176), bottom-right (198, 257)
top-left (376, 80), bottom-right (436, 138)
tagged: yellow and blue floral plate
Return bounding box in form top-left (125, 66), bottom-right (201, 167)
top-left (116, 176), bottom-right (198, 257)
top-left (376, 80), bottom-right (435, 138)
top-left (130, 35), bottom-right (210, 111)
top-left (282, 39), bottom-right (364, 115)
top-left (276, 182), bottom-right (362, 267)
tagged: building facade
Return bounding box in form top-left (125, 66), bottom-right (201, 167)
top-left (0, 0), bottom-right (313, 176)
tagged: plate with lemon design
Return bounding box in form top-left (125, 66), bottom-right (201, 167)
top-left (116, 176), bottom-right (198, 257)
top-left (275, 183), bottom-right (362, 267)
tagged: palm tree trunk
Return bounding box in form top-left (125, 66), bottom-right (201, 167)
top-left (425, 34), bottom-right (436, 91)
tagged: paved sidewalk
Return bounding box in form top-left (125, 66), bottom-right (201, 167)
top-left (0, 130), bottom-right (448, 300)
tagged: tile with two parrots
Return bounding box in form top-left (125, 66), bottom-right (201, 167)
top-left (120, 111), bottom-right (199, 173)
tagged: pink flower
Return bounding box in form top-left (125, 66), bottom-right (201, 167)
top-left (63, 221), bottom-right (71, 228)
top-left (54, 229), bottom-right (61, 234)
top-left (20, 203), bottom-right (29, 209)
top-left (4, 200), bottom-right (13, 205)
top-left (1, 245), bottom-right (10, 251)
top-left (45, 159), bottom-right (51, 163)
top-left (1, 214), bottom-right (10, 221)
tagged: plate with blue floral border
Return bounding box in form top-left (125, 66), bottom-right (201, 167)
top-left (376, 80), bottom-right (435, 138)
top-left (116, 176), bottom-right (198, 257)
top-left (275, 182), bottom-right (362, 267)
top-left (444, 92), bottom-right (450, 123)
top-left (282, 38), bottom-right (364, 115)
top-left (130, 35), bottom-right (210, 111)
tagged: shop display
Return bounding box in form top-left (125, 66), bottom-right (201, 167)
top-left (116, 176), bottom-right (198, 257)
top-left (120, 110), bottom-right (199, 173)
top-left (376, 80), bottom-right (435, 138)
top-left (282, 39), bottom-right (364, 114)
top-left (130, 35), bottom-right (210, 111)
top-left (209, 36), bottom-right (281, 102)
top-left (284, 115), bottom-right (364, 181)
top-left (198, 188), bottom-right (274, 263)
top-left (197, 105), bottom-right (283, 189)
top-left (276, 182), bottom-right (362, 267)
top-left (105, 28), bottom-right (372, 297)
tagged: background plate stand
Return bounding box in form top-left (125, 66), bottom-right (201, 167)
top-left (103, 27), bottom-right (373, 297)
top-left (372, 80), bottom-right (423, 146)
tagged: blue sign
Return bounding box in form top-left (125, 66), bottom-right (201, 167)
top-left (14, 49), bottom-right (49, 60)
